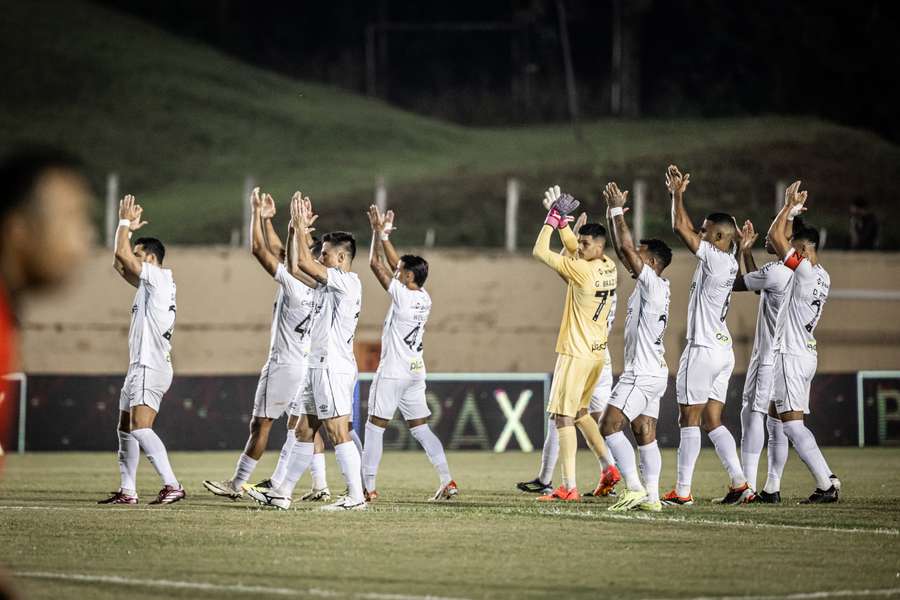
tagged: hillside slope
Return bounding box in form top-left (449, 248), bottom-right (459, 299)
top-left (2, 0), bottom-right (898, 247)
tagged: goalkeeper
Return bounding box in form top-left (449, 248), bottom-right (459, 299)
top-left (532, 187), bottom-right (619, 502)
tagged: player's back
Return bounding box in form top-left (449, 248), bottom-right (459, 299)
top-left (129, 262), bottom-right (176, 370)
top-left (775, 258), bottom-right (829, 357)
top-left (556, 255), bottom-right (617, 360)
top-left (309, 267), bottom-right (361, 373)
top-left (745, 260), bottom-right (793, 362)
top-left (379, 280), bottom-right (431, 379)
top-left (267, 264), bottom-right (318, 365)
top-left (686, 241), bottom-right (737, 350)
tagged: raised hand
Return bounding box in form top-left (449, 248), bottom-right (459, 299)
top-left (784, 180), bottom-right (808, 218)
top-left (250, 187), bottom-right (261, 211)
top-left (603, 182), bottom-right (629, 209)
top-left (260, 193), bottom-right (276, 219)
top-left (383, 209), bottom-right (395, 237)
top-left (368, 205), bottom-right (384, 231)
top-left (573, 212), bottom-right (588, 235)
top-left (119, 194), bottom-right (142, 222)
top-left (739, 220), bottom-right (758, 251)
top-left (666, 165), bottom-right (690, 195)
top-left (543, 185), bottom-right (562, 210)
top-left (129, 204), bottom-right (148, 231)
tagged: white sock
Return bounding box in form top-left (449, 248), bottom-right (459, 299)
top-left (130, 428), bottom-right (179, 488)
top-left (311, 453), bottom-right (328, 490)
top-left (334, 441), bottom-right (364, 504)
top-left (270, 432), bottom-right (296, 489)
top-left (350, 428), bottom-right (364, 455)
top-left (708, 425), bottom-right (747, 488)
top-left (638, 441), bottom-right (662, 503)
top-left (117, 430), bottom-right (139, 496)
top-left (410, 424), bottom-right (452, 486)
top-left (782, 420), bottom-right (832, 490)
top-left (604, 431), bottom-right (642, 492)
top-left (740, 405), bottom-right (766, 489)
top-left (537, 417), bottom-right (559, 484)
top-left (764, 418), bottom-right (788, 493)
top-left (362, 422), bottom-right (385, 492)
top-left (675, 426), bottom-right (701, 497)
top-left (279, 441), bottom-right (314, 496)
top-left (231, 453), bottom-right (257, 489)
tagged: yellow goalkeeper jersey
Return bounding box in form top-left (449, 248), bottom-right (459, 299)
top-left (533, 224), bottom-right (618, 360)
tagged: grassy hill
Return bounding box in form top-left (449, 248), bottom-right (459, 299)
top-left (3, 0), bottom-right (899, 248)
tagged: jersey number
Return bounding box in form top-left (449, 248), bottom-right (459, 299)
top-left (404, 325), bottom-right (424, 352)
top-left (593, 290), bottom-right (611, 322)
top-left (294, 315), bottom-right (311, 338)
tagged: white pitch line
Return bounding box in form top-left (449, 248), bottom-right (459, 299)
top-left (641, 588), bottom-right (900, 600)
top-left (2, 503), bottom-right (898, 537)
top-left (13, 571), bottom-right (470, 600)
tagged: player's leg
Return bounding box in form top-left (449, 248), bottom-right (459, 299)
top-left (703, 350), bottom-right (753, 504)
top-left (517, 416), bottom-right (557, 493)
top-left (401, 380), bottom-right (455, 501)
top-left (601, 400), bottom-right (645, 511)
top-left (740, 358), bottom-right (768, 490)
top-left (665, 345), bottom-right (707, 506)
top-left (634, 416), bottom-right (661, 510)
top-left (584, 362), bottom-right (620, 497)
top-left (319, 370), bottom-right (366, 510)
top-left (361, 374), bottom-right (394, 498)
top-left (775, 355), bottom-right (837, 503)
top-left (128, 367), bottom-right (184, 505)
top-left (247, 412), bottom-right (321, 509)
top-left (758, 404), bottom-right (787, 502)
top-left (100, 369), bottom-right (141, 504)
top-left (302, 430), bottom-right (331, 501)
top-left (269, 413), bottom-right (300, 489)
top-left (572, 361), bottom-right (610, 490)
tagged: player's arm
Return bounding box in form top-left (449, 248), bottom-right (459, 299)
top-left (732, 220), bottom-right (758, 292)
top-left (605, 207), bottom-right (630, 272)
top-left (667, 165), bottom-right (700, 254)
top-left (291, 193), bottom-right (328, 284)
top-left (113, 195), bottom-right (145, 287)
top-left (603, 182), bottom-right (642, 277)
top-left (533, 188), bottom-right (583, 277)
top-left (249, 187), bottom-right (280, 277)
top-left (258, 193), bottom-right (284, 257)
top-left (285, 223), bottom-right (319, 288)
top-left (378, 209), bottom-right (402, 270)
top-left (367, 205), bottom-right (394, 291)
top-left (767, 180), bottom-right (807, 261)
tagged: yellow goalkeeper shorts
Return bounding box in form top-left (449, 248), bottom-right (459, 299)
top-left (547, 353), bottom-right (605, 417)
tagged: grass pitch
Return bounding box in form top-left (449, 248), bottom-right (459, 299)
top-left (1, 448), bottom-right (899, 600)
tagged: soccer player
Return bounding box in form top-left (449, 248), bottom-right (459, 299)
top-left (531, 189), bottom-right (618, 502)
top-left (247, 194), bottom-right (366, 511)
top-left (360, 205), bottom-right (458, 501)
top-left (663, 165), bottom-right (752, 506)
top-left (517, 208), bottom-right (621, 497)
top-left (600, 182), bottom-right (672, 512)
top-left (730, 219), bottom-right (793, 502)
top-left (764, 181), bottom-right (840, 504)
top-left (99, 195), bottom-right (184, 505)
top-left (202, 188), bottom-right (323, 500)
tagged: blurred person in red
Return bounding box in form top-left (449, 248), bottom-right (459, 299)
top-left (0, 147), bottom-right (94, 463)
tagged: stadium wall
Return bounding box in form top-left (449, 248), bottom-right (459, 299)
top-left (19, 247), bottom-right (900, 375)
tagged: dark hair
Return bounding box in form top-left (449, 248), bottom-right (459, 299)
top-left (134, 237), bottom-right (166, 264)
top-left (323, 231), bottom-right (356, 260)
top-left (851, 196), bottom-right (868, 209)
top-left (792, 225), bottom-right (820, 248)
top-left (400, 254), bottom-right (429, 287)
top-left (640, 238), bottom-right (673, 270)
top-left (0, 146), bottom-right (86, 221)
top-left (310, 235), bottom-right (323, 257)
top-left (578, 222), bottom-right (607, 239)
top-left (706, 212), bottom-right (736, 228)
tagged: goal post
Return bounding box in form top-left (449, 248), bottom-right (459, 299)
top-left (856, 370), bottom-right (900, 448)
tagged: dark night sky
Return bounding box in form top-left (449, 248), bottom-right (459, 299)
top-left (100, 0), bottom-right (900, 142)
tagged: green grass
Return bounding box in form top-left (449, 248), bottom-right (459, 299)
top-left (2, 0), bottom-right (899, 247)
top-left (2, 448), bottom-right (899, 599)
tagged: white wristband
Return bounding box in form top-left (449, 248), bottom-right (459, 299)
top-left (118, 219), bottom-right (131, 228)
top-left (380, 232), bottom-right (390, 241)
top-left (609, 207), bottom-right (624, 217)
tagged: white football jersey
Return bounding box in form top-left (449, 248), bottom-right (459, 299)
top-left (743, 260), bottom-right (793, 365)
top-left (128, 262), bottom-right (176, 371)
top-left (309, 268), bottom-right (361, 374)
top-left (603, 290), bottom-right (617, 367)
top-left (266, 264), bottom-right (318, 365)
top-left (623, 265), bottom-right (670, 377)
top-left (686, 241), bottom-right (738, 349)
top-left (378, 279), bottom-right (431, 380)
top-left (774, 250), bottom-right (830, 357)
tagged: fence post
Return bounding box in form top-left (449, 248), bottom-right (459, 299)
top-left (775, 180), bottom-right (787, 216)
top-left (424, 228), bottom-right (435, 248)
top-left (105, 173), bottom-right (118, 248)
top-left (632, 178), bottom-right (646, 242)
top-left (375, 176), bottom-right (387, 213)
top-left (241, 175), bottom-right (255, 248)
top-left (505, 178), bottom-right (520, 252)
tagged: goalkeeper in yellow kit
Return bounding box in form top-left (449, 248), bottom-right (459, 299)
top-left (532, 187), bottom-right (618, 501)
